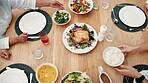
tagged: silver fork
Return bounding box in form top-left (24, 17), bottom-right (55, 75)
top-left (124, 26), bottom-right (146, 31)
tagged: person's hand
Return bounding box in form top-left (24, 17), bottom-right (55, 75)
top-left (145, 3), bottom-right (148, 11)
top-left (49, 1), bottom-right (64, 10)
top-left (117, 45), bottom-right (137, 56)
top-left (116, 65), bottom-right (142, 78)
top-left (0, 49), bottom-right (11, 60)
top-left (16, 33), bottom-right (29, 43)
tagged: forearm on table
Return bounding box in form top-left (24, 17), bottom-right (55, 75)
top-left (134, 42), bottom-right (148, 52)
top-left (9, 37), bottom-right (18, 46)
top-left (36, 0), bottom-right (52, 7)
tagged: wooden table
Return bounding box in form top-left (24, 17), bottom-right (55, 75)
top-left (0, 0), bottom-right (148, 83)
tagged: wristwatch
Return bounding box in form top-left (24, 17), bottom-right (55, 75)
top-left (135, 75), bottom-right (145, 83)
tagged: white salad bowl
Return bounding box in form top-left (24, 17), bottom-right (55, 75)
top-left (60, 71), bottom-right (92, 83)
top-left (68, 0), bottom-right (93, 14)
top-left (52, 10), bottom-right (71, 25)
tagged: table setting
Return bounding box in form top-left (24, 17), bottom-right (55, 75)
top-left (0, 0), bottom-right (148, 83)
top-left (111, 3), bottom-right (147, 32)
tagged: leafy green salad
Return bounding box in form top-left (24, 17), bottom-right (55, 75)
top-left (61, 72), bottom-right (92, 83)
top-left (54, 11), bottom-right (70, 24)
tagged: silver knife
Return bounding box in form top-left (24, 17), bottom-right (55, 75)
top-left (28, 36), bottom-right (40, 39)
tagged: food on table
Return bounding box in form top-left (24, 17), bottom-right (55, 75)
top-left (37, 65), bottom-right (57, 83)
top-left (103, 47), bottom-right (124, 66)
top-left (67, 24), bottom-right (96, 49)
top-left (61, 72), bottom-right (92, 83)
top-left (70, 28), bottom-right (89, 43)
top-left (101, 74), bottom-right (111, 83)
top-left (70, 0), bottom-right (90, 13)
top-left (54, 11), bottom-right (70, 24)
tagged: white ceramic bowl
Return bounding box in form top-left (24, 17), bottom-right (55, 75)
top-left (60, 71), bottom-right (92, 83)
top-left (103, 47), bottom-right (125, 67)
top-left (68, 0), bottom-right (93, 14)
top-left (52, 10), bottom-right (71, 25)
top-left (36, 63), bottom-right (58, 83)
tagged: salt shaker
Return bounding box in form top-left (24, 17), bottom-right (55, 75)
top-left (98, 25), bottom-right (108, 42)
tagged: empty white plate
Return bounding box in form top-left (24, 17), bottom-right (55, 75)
top-left (0, 68), bottom-right (28, 83)
top-left (19, 12), bottom-right (46, 34)
top-left (119, 6), bottom-right (146, 27)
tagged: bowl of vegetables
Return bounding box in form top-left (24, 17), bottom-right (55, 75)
top-left (60, 71), bottom-right (92, 83)
top-left (68, 0), bottom-right (93, 14)
top-left (52, 10), bottom-right (71, 25)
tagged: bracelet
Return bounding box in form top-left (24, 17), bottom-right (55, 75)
top-left (135, 75), bottom-right (145, 83)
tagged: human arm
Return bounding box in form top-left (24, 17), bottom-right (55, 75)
top-left (36, 0), bottom-right (64, 9)
top-left (118, 42), bottom-right (148, 54)
top-left (9, 0), bottom-right (64, 10)
top-left (116, 65), bottom-right (148, 83)
top-left (9, 33), bottom-right (29, 46)
top-left (0, 33), bottom-right (28, 49)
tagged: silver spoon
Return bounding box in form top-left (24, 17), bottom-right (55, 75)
top-left (30, 73), bottom-right (33, 83)
top-left (112, 9), bottom-right (118, 24)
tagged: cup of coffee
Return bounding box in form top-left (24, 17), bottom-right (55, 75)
top-left (98, 66), bottom-right (112, 83)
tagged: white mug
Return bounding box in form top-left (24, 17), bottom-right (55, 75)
top-left (98, 66), bottom-right (112, 83)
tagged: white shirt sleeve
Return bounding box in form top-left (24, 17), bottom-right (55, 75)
top-left (145, 0), bottom-right (148, 3)
top-left (0, 37), bottom-right (9, 49)
top-left (8, 0), bottom-right (36, 9)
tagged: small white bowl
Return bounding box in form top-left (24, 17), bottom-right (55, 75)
top-left (36, 63), bottom-right (58, 83)
top-left (52, 10), bottom-right (71, 25)
top-left (68, 0), bottom-right (93, 14)
top-left (103, 47), bottom-right (125, 67)
top-left (60, 71), bottom-right (92, 83)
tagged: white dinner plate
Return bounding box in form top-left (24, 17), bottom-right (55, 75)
top-left (0, 67), bottom-right (28, 83)
top-left (62, 23), bottom-right (98, 54)
top-left (119, 6), bottom-right (146, 27)
top-left (133, 70), bottom-right (148, 83)
top-left (19, 12), bottom-right (47, 34)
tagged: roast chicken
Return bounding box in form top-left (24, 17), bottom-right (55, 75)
top-left (70, 28), bottom-right (89, 43)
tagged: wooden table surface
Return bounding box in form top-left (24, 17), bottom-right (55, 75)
top-left (0, 0), bottom-right (148, 83)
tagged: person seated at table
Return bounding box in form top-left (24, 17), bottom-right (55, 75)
top-left (145, 0), bottom-right (148, 11)
top-left (0, 49), bottom-right (11, 60)
top-left (116, 42), bottom-right (148, 83)
top-left (0, 0), bottom-right (64, 59)
top-left (116, 65), bottom-right (148, 83)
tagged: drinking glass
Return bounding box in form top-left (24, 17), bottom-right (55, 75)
top-left (101, 0), bottom-right (110, 9)
top-left (105, 27), bottom-right (115, 42)
top-left (93, 0), bottom-right (99, 10)
top-left (32, 48), bottom-right (44, 59)
top-left (40, 32), bottom-right (49, 45)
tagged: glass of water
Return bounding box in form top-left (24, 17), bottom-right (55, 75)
top-left (105, 27), bottom-right (115, 42)
top-left (93, 0), bottom-right (99, 10)
top-left (101, 0), bottom-right (110, 9)
top-left (32, 48), bottom-right (44, 59)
